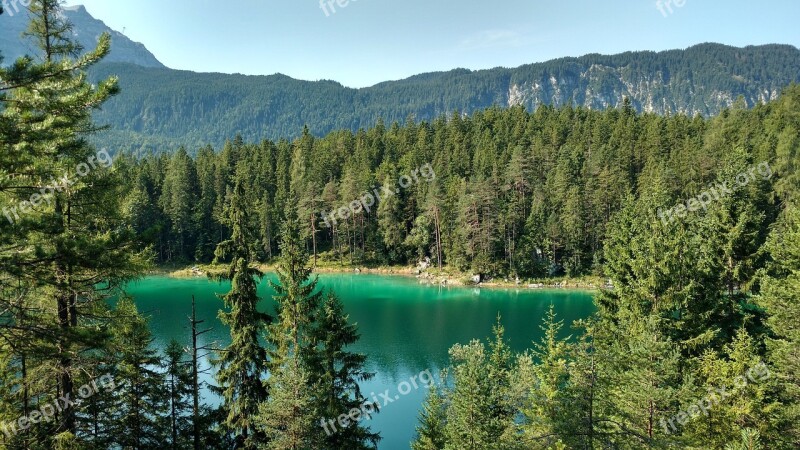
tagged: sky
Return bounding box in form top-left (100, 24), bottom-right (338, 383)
top-left (60, 0), bottom-right (800, 88)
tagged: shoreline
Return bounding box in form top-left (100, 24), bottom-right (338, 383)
top-left (151, 263), bottom-right (606, 293)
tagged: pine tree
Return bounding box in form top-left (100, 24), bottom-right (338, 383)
top-left (109, 297), bottom-right (168, 449)
top-left (165, 340), bottom-right (194, 449)
top-left (0, 0), bottom-right (148, 440)
top-left (212, 173), bottom-right (270, 449)
top-left (257, 205), bottom-right (320, 449)
top-left (308, 292), bottom-right (380, 449)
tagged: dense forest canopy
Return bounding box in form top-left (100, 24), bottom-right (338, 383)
top-left (117, 87), bottom-right (798, 280)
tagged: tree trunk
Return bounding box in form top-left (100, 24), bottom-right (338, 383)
top-left (310, 213), bottom-right (317, 268)
top-left (191, 296), bottom-right (201, 450)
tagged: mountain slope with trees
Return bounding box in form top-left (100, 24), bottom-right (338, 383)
top-left (86, 43), bottom-right (800, 153)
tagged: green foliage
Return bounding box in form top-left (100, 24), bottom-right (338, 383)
top-left (0, 0), bottom-right (148, 444)
top-left (757, 203), bottom-right (800, 446)
top-left (307, 292), bottom-right (380, 449)
top-left (107, 298), bottom-right (168, 449)
top-left (165, 340), bottom-right (194, 449)
top-left (115, 86), bottom-right (800, 283)
top-left (412, 384), bottom-right (447, 450)
top-left (4, 5), bottom-right (800, 448)
top-left (85, 44), bottom-right (800, 153)
top-left (258, 209), bottom-right (320, 449)
top-left (212, 176), bottom-right (270, 448)
top-left (413, 320), bottom-right (517, 450)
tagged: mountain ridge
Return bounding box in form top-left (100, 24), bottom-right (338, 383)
top-left (2, 7), bottom-right (799, 153)
top-left (86, 43), bottom-right (800, 153)
top-left (0, 3), bottom-right (164, 68)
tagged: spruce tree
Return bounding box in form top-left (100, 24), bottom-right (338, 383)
top-left (308, 292), bottom-right (380, 449)
top-left (165, 340), bottom-right (194, 449)
top-left (108, 297), bottom-right (168, 450)
top-left (412, 383), bottom-right (448, 450)
top-left (257, 204), bottom-right (320, 449)
top-left (758, 203), bottom-right (800, 446)
top-left (520, 306), bottom-right (571, 447)
top-left (212, 172), bottom-right (270, 449)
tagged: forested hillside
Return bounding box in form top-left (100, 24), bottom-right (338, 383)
top-left (117, 86), bottom-right (799, 279)
top-left (89, 43), bottom-right (800, 153)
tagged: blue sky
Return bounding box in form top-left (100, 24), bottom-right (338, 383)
top-left (63, 0), bottom-right (800, 88)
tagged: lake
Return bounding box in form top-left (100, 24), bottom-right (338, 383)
top-left (124, 273), bottom-right (596, 449)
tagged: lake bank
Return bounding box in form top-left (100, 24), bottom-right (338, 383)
top-left (151, 263), bottom-right (607, 292)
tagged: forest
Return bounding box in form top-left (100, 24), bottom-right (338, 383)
top-left (116, 85), bottom-right (796, 281)
top-left (1, 1), bottom-right (800, 449)
top-left (83, 42), bottom-right (800, 154)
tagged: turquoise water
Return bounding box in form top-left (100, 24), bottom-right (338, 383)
top-left (124, 273), bottom-right (596, 449)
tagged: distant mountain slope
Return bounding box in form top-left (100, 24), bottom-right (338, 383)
top-left (0, 5), bottom-right (164, 68)
top-left (88, 43), bottom-right (800, 152)
top-left (2, 7), bottom-right (798, 153)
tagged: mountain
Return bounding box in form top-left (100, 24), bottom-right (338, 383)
top-left (2, 7), bottom-right (799, 153)
top-left (0, 4), bottom-right (164, 68)
top-left (89, 43), bottom-right (800, 153)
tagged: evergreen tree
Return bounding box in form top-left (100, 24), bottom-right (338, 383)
top-left (165, 340), bottom-right (194, 449)
top-left (377, 174), bottom-right (405, 263)
top-left (257, 206), bottom-right (320, 449)
top-left (0, 0), bottom-right (148, 440)
top-left (519, 306), bottom-right (571, 447)
top-left (308, 292), bottom-right (380, 449)
top-left (109, 298), bottom-right (168, 450)
top-left (212, 174), bottom-right (270, 449)
top-left (439, 322), bottom-right (516, 450)
top-left (160, 147), bottom-right (199, 261)
top-left (412, 383), bottom-right (448, 450)
top-left (758, 203), bottom-right (800, 446)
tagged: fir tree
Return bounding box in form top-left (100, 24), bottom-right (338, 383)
top-left (308, 292), bottom-right (380, 449)
top-left (257, 205), bottom-right (320, 449)
top-left (165, 340), bottom-right (194, 449)
top-left (412, 383), bottom-right (447, 450)
top-left (212, 173), bottom-right (270, 449)
top-left (108, 298), bottom-right (168, 450)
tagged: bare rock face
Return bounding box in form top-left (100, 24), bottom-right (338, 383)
top-left (0, 4), bottom-right (164, 68)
